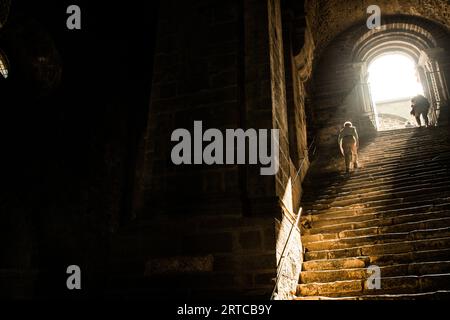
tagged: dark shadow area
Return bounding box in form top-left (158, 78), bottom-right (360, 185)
top-left (0, 0), bottom-right (160, 298)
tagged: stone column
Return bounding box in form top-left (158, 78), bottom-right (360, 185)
top-left (348, 62), bottom-right (378, 136)
top-left (244, 0), bottom-right (292, 217)
top-left (424, 48), bottom-right (450, 125)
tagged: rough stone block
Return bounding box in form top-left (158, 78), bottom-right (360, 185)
top-left (239, 230), bottom-right (262, 251)
top-left (144, 255), bottom-right (214, 276)
top-left (183, 233), bottom-right (234, 254)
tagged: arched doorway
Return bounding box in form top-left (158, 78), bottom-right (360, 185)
top-left (367, 52), bottom-right (425, 130)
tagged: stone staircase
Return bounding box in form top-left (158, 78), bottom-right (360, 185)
top-left (296, 126), bottom-right (450, 300)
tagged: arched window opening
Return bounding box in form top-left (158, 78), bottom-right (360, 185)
top-left (368, 53), bottom-right (424, 131)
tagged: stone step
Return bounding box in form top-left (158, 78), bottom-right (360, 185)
top-left (303, 179), bottom-right (450, 206)
top-left (319, 140), bottom-right (449, 164)
top-left (304, 201), bottom-right (450, 224)
top-left (356, 152), bottom-right (450, 166)
top-left (304, 168), bottom-right (450, 197)
top-left (302, 248), bottom-right (450, 271)
top-left (304, 236), bottom-right (450, 261)
top-left (304, 186), bottom-right (450, 211)
top-left (296, 274), bottom-right (450, 297)
top-left (361, 135), bottom-right (449, 146)
top-left (363, 128), bottom-right (447, 140)
top-left (303, 257), bottom-right (369, 272)
top-left (358, 146), bottom-right (449, 164)
top-left (302, 212), bottom-right (450, 238)
top-left (369, 248), bottom-right (450, 268)
top-left (360, 134), bottom-right (449, 148)
top-left (304, 197), bottom-right (450, 220)
top-left (294, 290), bottom-right (450, 300)
top-left (304, 162), bottom-right (449, 188)
top-left (374, 127), bottom-right (447, 136)
top-left (302, 171), bottom-right (450, 202)
top-left (303, 227), bottom-right (450, 252)
top-left (303, 168), bottom-right (450, 202)
top-left (358, 141), bottom-right (450, 157)
top-left (357, 145), bottom-right (448, 156)
top-left (300, 261), bottom-right (450, 284)
top-left (305, 161), bottom-right (447, 188)
top-left (304, 169), bottom-right (450, 199)
top-left (305, 191), bottom-right (450, 215)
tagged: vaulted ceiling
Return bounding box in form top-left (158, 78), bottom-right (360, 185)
top-left (305, 0), bottom-right (450, 60)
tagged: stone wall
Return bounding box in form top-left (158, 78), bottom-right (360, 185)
top-left (134, 0), bottom-right (243, 218)
top-left (281, 1), bottom-right (311, 217)
top-left (273, 205), bottom-right (302, 300)
top-left (268, 0), bottom-right (294, 215)
top-left (121, 0), bottom-right (309, 299)
top-left (108, 215), bottom-right (278, 298)
top-left (107, 207), bottom-right (303, 299)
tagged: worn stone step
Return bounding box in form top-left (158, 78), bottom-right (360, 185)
top-left (303, 216), bottom-right (450, 241)
top-left (305, 162), bottom-right (447, 190)
top-left (302, 184), bottom-right (450, 214)
top-left (360, 137), bottom-right (450, 151)
top-left (355, 156), bottom-right (444, 173)
top-left (304, 185), bottom-right (450, 211)
top-left (297, 279), bottom-right (362, 297)
top-left (308, 152), bottom-right (449, 182)
top-left (304, 202), bottom-right (450, 226)
top-left (306, 199), bottom-right (450, 221)
top-left (302, 257), bottom-right (369, 271)
top-left (302, 172), bottom-right (450, 203)
top-left (361, 131), bottom-right (448, 144)
top-left (305, 186), bottom-right (450, 215)
top-left (302, 213), bottom-right (450, 239)
top-left (305, 191), bottom-right (450, 214)
top-left (374, 127), bottom-right (447, 137)
top-left (308, 168), bottom-right (448, 191)
top-left (358, 143), bottom-right (450, 160)
top-left (357, 150), bottom-right (449, 170)
top-left (304, 179), bottom-right (450, 206)
top-left (304, 236), bottom-right (450, 261)
top-left (304, 227), bottom-right (450, 252)
top-left (369, 248), bottom-right (450, 267)
top-left (304, 171), bottom-right (450, 202)
top-left (297, 274), bottom-right (450, 297)
top-left (304, 198), bottom-right (450, 221)
top-left (303, 249), bottom-right (450, 271)
top-left (361, 144), bottom-right (450, 158)
top-left (294, 290), bottom-right (450, 300)
top-left (300, 261), bottom-right (450, 284)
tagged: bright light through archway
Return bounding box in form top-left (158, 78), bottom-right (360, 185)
top-left (368, 53), bottom-right (424, 102)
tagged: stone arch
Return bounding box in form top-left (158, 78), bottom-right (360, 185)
top-left (353, 22), bottom-right (438, 60)
top-left (353, 19), bottom-right (449, 129)
top-left (309, 15), bottom-right (450, 148)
